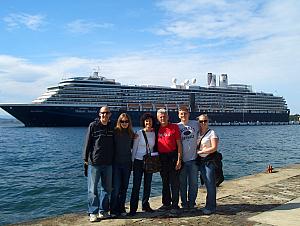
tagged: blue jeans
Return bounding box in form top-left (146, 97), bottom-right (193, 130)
top-left (110, 162), bottom-right (132, 214)
top-left (88, 164), bottom-right (112, 214)
top-left (198, 161), bottom-right (216, 211)
top-left (179, 160), bottom-right (198, 208)
top-left (130, 159), bottom-right (152, 212)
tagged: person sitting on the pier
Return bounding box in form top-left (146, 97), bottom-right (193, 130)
top-left (196, 114), bottom-right (219, 215)
top-left (83, 106), bottom-right (114, 222)
top-left (156, 108), bottom-right (183, 213)
top-left (177, 106), bottom-right (199, 210)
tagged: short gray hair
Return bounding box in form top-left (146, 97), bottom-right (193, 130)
top-left (157, 108), bottom-right (168, 115)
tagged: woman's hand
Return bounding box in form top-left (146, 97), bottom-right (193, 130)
top-left (197, 146), bottom-right (208, 154)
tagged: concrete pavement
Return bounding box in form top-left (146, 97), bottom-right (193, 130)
top-left (10, 163), bottom-right (300, 226)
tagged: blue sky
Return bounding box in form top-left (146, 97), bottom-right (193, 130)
top-left (0, 0), bottom-right (300, 116)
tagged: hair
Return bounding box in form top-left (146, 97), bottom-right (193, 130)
top-left (197, 114), bottom-right (209, 121)
top-left (178, 105), bottom-right (189, 112)
top-left (115, 113), bottom-right (134, 137)
top-left (99, 105), bottom-right (110, 112)
top-left (157, 108), bottom-right (168, 115)
top-left (140, 112), bottom-right (156, 128)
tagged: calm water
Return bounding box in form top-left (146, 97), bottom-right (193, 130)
top-left (0, 122), bottom-right (299, 225)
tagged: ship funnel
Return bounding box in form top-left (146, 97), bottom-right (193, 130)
top-left (92, 71), bottom-right (99, 77)
top-left (219, 74), bottom-right (228, 87)
top-left (207, 73), bottom-right (216, 87)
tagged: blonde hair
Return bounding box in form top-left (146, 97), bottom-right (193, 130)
top-left (115, 113), bottom-right (134, 137)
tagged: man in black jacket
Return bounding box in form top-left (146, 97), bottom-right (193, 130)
top-left (83, 106), bottom-right (115, 222)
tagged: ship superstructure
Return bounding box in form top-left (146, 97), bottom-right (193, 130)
top-left (0, 72), bottom-right (289, 126)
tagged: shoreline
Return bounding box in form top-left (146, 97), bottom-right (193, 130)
top-left (9, 163), bottom-right (300, 226)
top-left (1, 117), bottom-right (299, 127)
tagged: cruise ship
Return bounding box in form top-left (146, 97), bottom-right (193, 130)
top-left (0, 72), bottom-right (289, 127)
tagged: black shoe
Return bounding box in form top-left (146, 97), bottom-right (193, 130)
top-left (126, 211), bottom-right (136, 217)
top-left (142, 206), bottom-right (154, 213)
top-left (157, 205), bottom-right (172, 212)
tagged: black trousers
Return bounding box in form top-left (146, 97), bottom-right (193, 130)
top-left (159, 151), bottom-right (180, 208)
top-left (130, 159), bottom-right (153, 212)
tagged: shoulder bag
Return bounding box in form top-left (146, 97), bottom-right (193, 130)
top-left (197, 129), bottom-right (224, 187)
top-left (142, 130), bottom-right (161, 173)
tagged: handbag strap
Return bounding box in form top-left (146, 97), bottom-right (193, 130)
top-left (142, 130), bottom-right (151, 155)
top-left (197, 129), bottom-right (211, 150)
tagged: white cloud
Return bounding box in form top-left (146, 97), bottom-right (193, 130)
top-left (3, 13), bottom-right (45, 31)
top-left (0, 55), bottom-right (97, 103)
top-left (66, 19), bottom-right (114, 33)
top-left (155, 0), bottom-right (300, 41)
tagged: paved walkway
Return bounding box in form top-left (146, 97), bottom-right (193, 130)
top-left (11, 164), bottom-right (300, 226)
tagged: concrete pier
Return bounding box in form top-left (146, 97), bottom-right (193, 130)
top-left (11, 164), bottom-right (300, 226)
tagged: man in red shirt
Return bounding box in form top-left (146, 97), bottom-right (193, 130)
top-left (156, 108), bottom-right (182, 213)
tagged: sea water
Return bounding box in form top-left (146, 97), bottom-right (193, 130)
top-left (0, 121), bottom-right (299, 225)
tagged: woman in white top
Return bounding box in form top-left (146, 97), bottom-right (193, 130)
top-left (197, 114), bottom-right (219, 215)
top-left (128, 113), bottom-right (156, 216)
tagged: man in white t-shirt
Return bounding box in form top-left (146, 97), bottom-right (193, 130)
top-left (177, 106), bottom-right (199, 210)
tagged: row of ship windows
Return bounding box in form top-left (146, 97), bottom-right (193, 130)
top-left (44, 94), bottom-right (285, 102)
top-left (197, 99), bottom-right (285, 104)
top-left (61, 86), bottom-right (281, 98)
top-left (44, 99), bottom-right (188, 105)
top-left (45, 101), bottom-right (125, 106)
top-left (196, 104), bottom-right (287, 109)
top-left (197, 109), bottom-right (285, 113)
top-left (63, 87), bottom-right (190, 94)
top-left (198, 105), bottom-right (286, 110)
top-left (54, 89), bottom-right (285, 101)
top-left (53, 92), bottom-right (191, 98)
top-left (48, 95), bottom-right (285, 106)
top-left (44, 98), bottom-right (286, 109)
top-left (195, 96), bottom-right (284, 101)
top-left (197, 101), bottom-right (286, 106)
top-left (52, 94), bottom-right (190, 99)
top-left (43, 99), bottom-right (286, 110)
top-left (46, 97), bottom-right (189, 103)
top-left (75, 93), bottom-right (285, 102)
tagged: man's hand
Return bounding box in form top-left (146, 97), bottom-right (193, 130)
top-left (84, 161), bottom-right (88, 177)
top-left (175, 160), bottom-right (181, 170)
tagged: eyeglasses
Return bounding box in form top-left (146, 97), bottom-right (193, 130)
top-left (199, 120), bottom-right (208, 123)
top-left (100, 112), bottom-right (110, 115)
top-left (120, 120), bottom-right (129, 124)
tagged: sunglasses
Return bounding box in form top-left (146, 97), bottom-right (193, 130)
top-left (199, 120), bottom-right (208, 123)
top-left (120, 120), bottom-right (129, 123)
top-left (100, 111), bottom-right (110, 115)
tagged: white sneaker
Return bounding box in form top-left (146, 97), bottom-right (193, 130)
top-left (89, 214), bottom-right (98, 222)
top-left (99, 211), bottom-right (110, 219)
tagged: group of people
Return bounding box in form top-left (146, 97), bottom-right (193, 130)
top-left (83, 105), bottom-right (219, 222)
